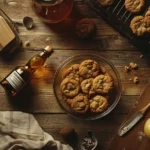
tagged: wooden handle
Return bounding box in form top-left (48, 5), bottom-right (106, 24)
top-left (139, 103), bottom-right (150, 114)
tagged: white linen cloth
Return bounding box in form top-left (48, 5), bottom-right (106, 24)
top-left (0, 111), bottom-right (73, 150)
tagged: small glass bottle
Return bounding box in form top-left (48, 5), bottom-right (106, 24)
top-left (0, 46), bottom-right (53, 96)
top-left (32, 0), bottom-right (73, 24)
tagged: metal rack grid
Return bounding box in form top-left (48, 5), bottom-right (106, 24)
top-left (85, 0), bottom-right (150, 45)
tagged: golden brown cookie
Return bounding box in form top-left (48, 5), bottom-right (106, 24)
top-left (130, 9), bottom-right (150, 36)
top-left (89, 95), bottom-right (108, 113)
top-left (125, 0), bottom-right (145, 13)
top-left (93, 74), bottom-right (113, 94)
top-left (71, 94), bottom-right (89, 114)
top-left (62, 64), bottom-right (80, 81)
top-left (81, 78), bottom-right (95, 95)
top-left (79, 60), bottom-right (100, 79)
top-left (76, 18), bottom-right (95, 39)
top-left (97, 0), bottom-right (113, 6)
top-left (60, 78), bottom-right (80, 98)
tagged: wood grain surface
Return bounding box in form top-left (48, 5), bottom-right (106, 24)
top-left (0, 0), bottom-right (150, 150)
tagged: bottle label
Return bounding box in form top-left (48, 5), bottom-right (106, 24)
top-left (6, 70), bottom-right (26, 92)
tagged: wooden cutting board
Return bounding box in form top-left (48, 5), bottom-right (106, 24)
top-left (108, 82), bottom-right (150, 150)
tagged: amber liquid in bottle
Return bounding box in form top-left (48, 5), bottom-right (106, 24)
top-left (0, 46), bottom-right (53, 96)
top-left (32, 0), bottom-right (73, 23)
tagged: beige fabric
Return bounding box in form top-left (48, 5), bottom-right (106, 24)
top-left (0, 111), bottom-right (73, 150)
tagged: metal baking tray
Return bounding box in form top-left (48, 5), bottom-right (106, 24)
top-left (85, 0), bottom-right (150, 47)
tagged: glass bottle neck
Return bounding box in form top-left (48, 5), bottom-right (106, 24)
top-left (39, 50), bottom-right (50, 58)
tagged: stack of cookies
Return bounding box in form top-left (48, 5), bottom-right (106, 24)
top-left (60, 59), bottom-right (114, 114)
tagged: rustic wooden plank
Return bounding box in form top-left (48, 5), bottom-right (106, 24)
top-left (0, 50), bottom-right (149, 67)
top-left (33, 113), bottom-right (126, 150)
top-left (0, 0), bottom-right (143, 51)
top-left (0, 86), bottom-right (140, 114)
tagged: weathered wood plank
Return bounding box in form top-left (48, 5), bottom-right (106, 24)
top-left (0, 86), bottom-right (140, 114)
top-left (33, 113), bottom-right (126, 150)
top-left (0, 50), bottom-right (149, 67)
top-left (0, 0), bottom-right (144, 50)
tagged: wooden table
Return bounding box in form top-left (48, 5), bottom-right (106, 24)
top-left (0, 0), bottom-right (150, 149)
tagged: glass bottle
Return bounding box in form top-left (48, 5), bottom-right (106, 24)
top-left (0, 46), bottom-right (53, 96)
top-left (32, 0), bottom-right (73, 24)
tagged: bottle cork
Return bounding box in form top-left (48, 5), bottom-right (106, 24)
top-left (44, 45), bottom-right (54, 54)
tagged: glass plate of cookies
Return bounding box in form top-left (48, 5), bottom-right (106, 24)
top-left (53, 55), bottom-right (121, 120)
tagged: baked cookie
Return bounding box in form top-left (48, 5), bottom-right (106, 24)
top-left (81, 78), bottom-right (95, 95)
top-left (97, 0), bottom-right (113, 7)
top-left (60, 78), bottom-right (80, 98)
top-left (76, 18), bottom-right (95, 39)
top-left (62, 64), bottom-right (80, 81)
top-left (130, 9), bottom-right (150, 36)
top-left (93, 74), bottom-right (113, 94)
top-left (79, 60), bottom-right (100, 79)
top-left (89, 95), bottom-right (108, 113)
top-left (71, 94), bottom-right (89, 114)
top-left (125, 0), bottom-right (145, 13)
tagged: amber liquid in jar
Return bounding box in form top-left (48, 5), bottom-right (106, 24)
top-left (32, 0), bottom-right (73, 23)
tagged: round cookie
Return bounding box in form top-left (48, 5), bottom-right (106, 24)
top-left (97, 0), bottom-right (113, 6)
top-left (125, 0), bottom-right (145, 13)
top-left (60, 78), bottom-right (80, 98)
top-left (93, 74), bottom-right (113, 94)
top-left (81, 78), bottom-right (95, 95)
top-left (89, 95), bottom-right (108, 113)
top-left (76, 18), bottom-right (95, 39)
top-left (62, 64), bottom-right (80, 81)
top-left (71, 94), bottom-right (89, 114)
top-left (79, 60), bottom-right (100, 79)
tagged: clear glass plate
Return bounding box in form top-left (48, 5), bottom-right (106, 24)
top-left (53, 54), bottom-right (122, 120)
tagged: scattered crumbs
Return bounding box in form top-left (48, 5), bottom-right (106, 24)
top-left (133, 77), bottom-right (139, 84)
top-left (137, 131), bottom-right (145, 141)
top-left (124, 66), bottom-right (130, 72)
top-left (24, 40), bottom-right (30, 47)
top-left (129, 78), bottom-right (132, 82)
top-left (46, 37), bottom-right (51, 41)
top-left (129, 62), bottom-right (138, 69)
top-left (140, 55), bottom-right (144, 59)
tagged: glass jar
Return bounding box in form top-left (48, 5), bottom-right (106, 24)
top-left (32, 0), bottom-right (73, 24)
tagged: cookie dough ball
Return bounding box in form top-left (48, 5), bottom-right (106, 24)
top-left (79, 60), bottom-right (100, 79)
top-left (93, 74), bottom-right (113, 94)
top-left (60, 78), bottom-right (80, 98)
top-left (89, 95), bottom-right (108, 113)
top-left (76, 18), bottom-right (95, 39)
top-left (71, 94), bottom-right (89, 114)
top-left (81, 78), bottom-right (95, 95)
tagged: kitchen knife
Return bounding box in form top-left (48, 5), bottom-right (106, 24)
top-left (118, 102), bottom-right (150, 136)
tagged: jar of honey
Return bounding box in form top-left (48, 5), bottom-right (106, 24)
top-left (32, 0), bottom-right (73, 24)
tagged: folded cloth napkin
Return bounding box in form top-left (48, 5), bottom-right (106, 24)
top-left (0, 111), bottom-right (73, 150)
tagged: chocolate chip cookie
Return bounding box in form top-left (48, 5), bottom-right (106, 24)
top-left (71, 94), bottom-right (90, 114)
top-left (62, 64), bottom-right (80, 81)
top-left (125, 0), bottom-right (145, 13)
top-left (81, 78), bottom-right (95, 95)
top-left (60, 78), bottom-right (80, 98)
top-left (79, 60), bottom-right (100, 79)
top-left (130, 8), bottom-right (150, 36)
top-left (89, 95), bottom-right (108, 113)
top-left (93, 74), bottom-right (113, 94)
